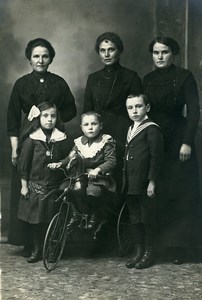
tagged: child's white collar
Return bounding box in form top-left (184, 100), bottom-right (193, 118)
top-left (30, 127), bottom-right (66, 142)
top-left (74, 134), bottom-right (112, 158)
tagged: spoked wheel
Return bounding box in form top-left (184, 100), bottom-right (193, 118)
top-left (117, 202), bottom-right (133, 256)
top-left (43, 202), bottom-right (70, 271)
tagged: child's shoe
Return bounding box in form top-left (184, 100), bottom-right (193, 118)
top-left (126, 244), bottom-right (144, 268)
top-left (87, 214), bottom-right (97, 230)
top-left (135, 246), bottom-right (154, 269)
top-left (66, 209), bottom-right (80, 233)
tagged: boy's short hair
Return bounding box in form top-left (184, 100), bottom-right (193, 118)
top-left (126, 94), bottom-right (150, 106)
top-left (81, 111), bottom-right (102, 123)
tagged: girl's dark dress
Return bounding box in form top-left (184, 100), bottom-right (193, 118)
top-left (143, 64), bottom-right (201, 247)
top-left (18, 128), bottom-right (73, 224)
top-left (7, 71), bottom-right (76, 244)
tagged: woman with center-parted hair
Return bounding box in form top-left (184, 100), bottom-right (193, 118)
top-left (83, 32), bottom-right (143, 195)
top-left (7, 38), bottom-right (76, 254)
top-left (143, 36), bottom-right (201, 264)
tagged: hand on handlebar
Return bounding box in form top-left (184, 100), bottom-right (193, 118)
top-left (47, 162), bottom-right (63, 169)
top-left (88, 168), bottom-right (101, 179)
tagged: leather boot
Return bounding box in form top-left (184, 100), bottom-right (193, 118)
top-left (27, 242), bottom-right (42, 263)
top-left (27, 225), bottom-right (42, 263)
top-left (125, 223), bottom-right (144, 267)
top-left (135, 245), bottom-right (154, 269)
top-left (22, 244), bottom-right (33, 258)
top-left (87, 214), bottom-right (99, 230)
top-left (87, 195), bottom-right (106, 231)
top-left (22, 222), bottom-right (33, 257)
top-left (126, 244), bottom-right (144, 268)
top-left (66, 207), bottom-right (81, 233)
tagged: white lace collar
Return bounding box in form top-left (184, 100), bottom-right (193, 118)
top-left (74, 134), bottom-right (112, 158)
top-left (30, 127), bottom-right (66, 142)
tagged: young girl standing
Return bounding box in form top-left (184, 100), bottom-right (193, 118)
top-left (49, 111), bottom-right (117, 232)
top-left (17, 101), bottom-right (73, 263)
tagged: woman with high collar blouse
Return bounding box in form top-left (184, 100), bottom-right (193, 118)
top-left (7, 38), bottom-right (76, 249)
top-left (143, 36), bottom-right (201, 264)
top-left (83, 32), bottom-right (142, 194)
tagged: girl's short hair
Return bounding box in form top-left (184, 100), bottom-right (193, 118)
top-left (95, 32), bottom-right (124, 53)
top-left (149, 36), bottom-right (180, 55)
top-left (126, 94), bottom-right (150, 106)
top-left (25, 38), bottom-right (55, 62)
top-left (81, 111), bottom-right (102, 123)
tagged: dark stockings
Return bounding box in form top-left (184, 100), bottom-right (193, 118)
top-left (27, 224), bottom-right (46, 263)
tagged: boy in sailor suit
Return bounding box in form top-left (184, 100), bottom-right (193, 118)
top-left (123, 94), bottom-right (164, 269)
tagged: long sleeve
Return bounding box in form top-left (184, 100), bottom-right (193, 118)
top-left (183, 73), bottom-right (200, 145)
top-left (7, 73), bottom-right (77, 138)
top-left (83, 67), bottom-right (143, 114)
top-left (58, 78), bottom-right (77, 122)
top-left (147, 127), bottom-right (164, 181)
top-left (18, 138), bottom-right (34, 180)
top-left (7, 80), bottom-right (22, 137)
top-left (143, 65), bottom-right (200, 150)
top-left (83, 75), bottom-right (95, 113)
top-left (97, 138), bottom-right (116, 174)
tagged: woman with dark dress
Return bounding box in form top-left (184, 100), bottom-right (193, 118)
top-left (143, 36), bottom-right (201, 264)
top-left (7, 38), bottom-right (76, 253)
top-left (83, 32), bottom-right (142, 195)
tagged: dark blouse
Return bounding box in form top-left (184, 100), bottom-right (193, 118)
top-left (7, 71), bottom-right (77, 136)
top-left (84, 62), bottom-right (142, 116)
top-left (143, 64), bottom-right (200, 147)
top-left (83, 63), bottom-right (142, 143)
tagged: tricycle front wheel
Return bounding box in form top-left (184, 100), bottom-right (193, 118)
top-left (43, 202), bottom-right (70, 270)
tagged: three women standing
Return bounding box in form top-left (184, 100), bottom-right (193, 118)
top-left (7, 34), bottom-right (201, 265)
top-left (7, 38), bottom-right (76, 248)
top-left (143, 36), bottom-right (201, 264)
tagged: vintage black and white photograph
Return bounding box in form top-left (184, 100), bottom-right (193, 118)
top-left (1, 0), bottom-right (202, 299)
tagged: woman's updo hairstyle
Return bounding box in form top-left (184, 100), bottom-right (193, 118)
top-left (95, 32), bottom-right (124, 53)
top-left (149, 36), bottom-right (180, 55)
top-left (25, 38), bottom-right (55, 63)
